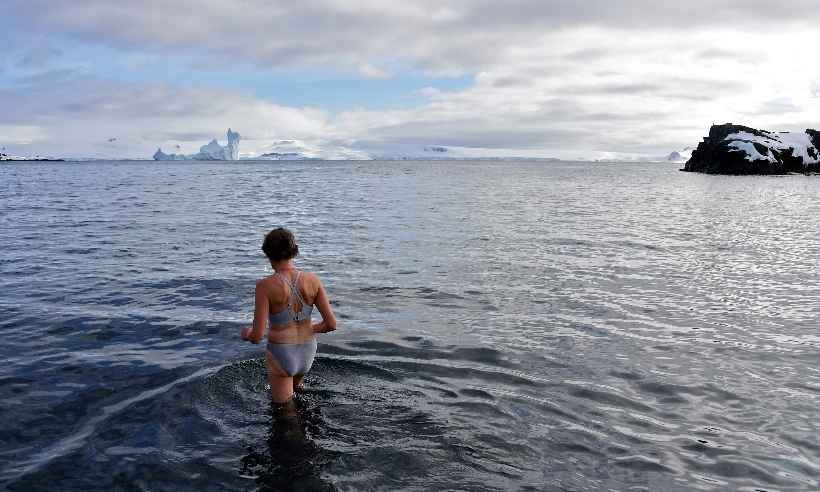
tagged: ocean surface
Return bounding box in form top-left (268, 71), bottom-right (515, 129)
top-left (1, 160), bottom-right (819, 491)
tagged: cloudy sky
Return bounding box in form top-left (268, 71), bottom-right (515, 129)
top-left (2, 1), bottom-right (819, 159)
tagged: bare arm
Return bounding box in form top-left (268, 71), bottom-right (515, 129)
top-left (311, 277), bottom-right (337, 334)
top-left (241, 281), bottom-right (269, 343)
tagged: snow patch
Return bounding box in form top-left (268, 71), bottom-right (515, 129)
top-left (727, 140), bottom-right (774, 162)
top-left (725, 130), bottom-right (819, 165)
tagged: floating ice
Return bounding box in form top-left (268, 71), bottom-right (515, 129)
top-left (154, 129), bottom-right (241, 161)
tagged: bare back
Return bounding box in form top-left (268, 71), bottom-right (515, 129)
top-left (247, 269), bottom-right (335, 345)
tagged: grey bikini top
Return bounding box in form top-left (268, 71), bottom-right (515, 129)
top-left (268, 271), bottom-right (313, 327)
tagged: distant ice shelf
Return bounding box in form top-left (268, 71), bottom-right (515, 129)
top-left (0, 151), bottom-right (63, 161)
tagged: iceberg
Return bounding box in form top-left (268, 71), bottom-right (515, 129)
top-left (154, 128), bottom-right (240, 160)
top-left (666, 148), bottom-right (692, 162)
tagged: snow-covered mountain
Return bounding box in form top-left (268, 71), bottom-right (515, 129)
top-left (364, 144), bottom-right (507, 160)
top-left (248, 139), bottom-right (371, 160)
top-left (154, 129), bottom-right (240, 160)
top-left (250, 139), bottom-right (320, 160)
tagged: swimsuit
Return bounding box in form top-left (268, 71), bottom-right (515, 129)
top-left (266, 271), bottom-right (317, 376)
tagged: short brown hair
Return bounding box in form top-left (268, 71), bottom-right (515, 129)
top-left (262, 228), bottom-right (299, 261)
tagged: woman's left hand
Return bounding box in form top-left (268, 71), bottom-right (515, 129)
top-left (241, 326), bottom-right (253, 341)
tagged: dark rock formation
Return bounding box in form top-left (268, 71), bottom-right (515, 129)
top-left (683, 123), bottom-right (820, 175)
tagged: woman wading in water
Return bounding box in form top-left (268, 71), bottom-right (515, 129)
top-left (241, 228), bottom-right (337, 403)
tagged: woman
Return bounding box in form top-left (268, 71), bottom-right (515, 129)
top-left (241, 228), bottom-right (337, 403)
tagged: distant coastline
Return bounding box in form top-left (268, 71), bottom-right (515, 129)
top-left (1, 157), bottom-right (684, 164)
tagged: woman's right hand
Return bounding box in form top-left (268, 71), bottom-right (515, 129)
top-left (311, 275), bottom-right (337, 334)
top-left (312, 321), bottom-right (336, 334)
top-left (241, 326), bottom-right (253, 341)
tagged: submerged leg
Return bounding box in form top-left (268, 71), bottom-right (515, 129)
top-left (293, 374), bottom-right (305, 392)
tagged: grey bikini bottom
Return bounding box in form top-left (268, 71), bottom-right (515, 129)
top-left (266, 338), bottom-right (318, 376)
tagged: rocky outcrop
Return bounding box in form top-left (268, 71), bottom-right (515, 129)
top-left (683, 124), bottom-right (820, 174)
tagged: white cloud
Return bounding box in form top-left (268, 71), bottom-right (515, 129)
top-left (0, 72), bottom-right (333, 158)
top-left (332, 28), bottom-right (820, 157)
top-left (358, 63), bottom-right (391, 79)
top-left (0, 125), bottom-right (47, 145)
top-left (10, 1), bottom-right (820, 72)
top-left (3, 2), bottom-right (820, 158)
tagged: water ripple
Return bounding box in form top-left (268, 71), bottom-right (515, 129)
top-left (1, 161), bottom-right (819, 490)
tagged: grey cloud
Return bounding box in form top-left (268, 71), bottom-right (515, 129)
top-left (693, 47), bottom-right (761, 66)
top-left (140, 131), bottom-right (217, 142)
top-left (366, 120), bottom-right (597, 149)
top-left (564, 48), bottom-right (609, 62)
top-left (768, 120), bottom-right (820, 133)
top-left (696, 48), bottom-right (743, 60)
top-left (662, 77), bottom-right (746, 92)
top-left (747, 98), bottom-right (802, 115)
top-left (661, 78), bottom-right (747, 100)
top-left (549, 77), bottom-right (745, 101)
top-left (16, 46), bottom-right (63, 68)
top-left (560, 82), bottom-right (665, 96)
top-left (7, 0), bottom-right (820, 72)
top-left (520, 98), bottom-right (667, 123)
top-left (448, 0), bottom-right (820, 30)
top-left (490, 76), bottom-right (532, 88)
top-left (361, 95), bottom-right (675, 151)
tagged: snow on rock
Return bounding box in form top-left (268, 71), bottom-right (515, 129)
top-left (153, 129), bottom-right (241, 160)
top-left (726, 139), bottom-right (774, 162)
top-left (725, 130), bottom-right (818, 164)
top-left (683, 124), bottom-right (820, 174)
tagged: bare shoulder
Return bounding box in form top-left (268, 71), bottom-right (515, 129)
top-left (297, 270), bottom-right (316, 284)
top-left (256, 275), bottom-right (281, 293)
top-left (301, 270), bottom-right (320, 281)
top-left (300, 271), bottom-right (323, 293)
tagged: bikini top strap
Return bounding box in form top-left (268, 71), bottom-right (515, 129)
top-left (278, 270), bottom-right (306, 307)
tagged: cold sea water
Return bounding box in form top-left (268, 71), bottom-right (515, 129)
top-left (1, 160), bottom-right (819, 491)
